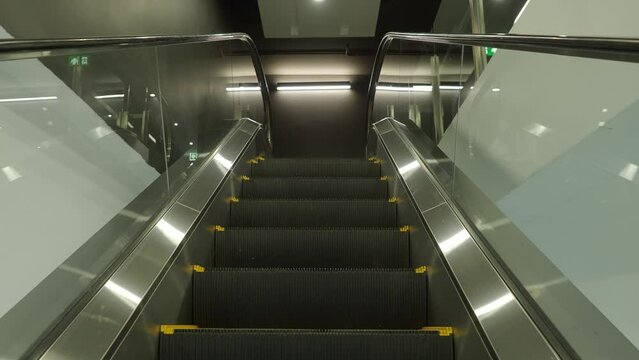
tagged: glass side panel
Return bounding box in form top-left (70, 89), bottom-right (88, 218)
top-left (371, 38), bottom-right (639, 358)
top-left (157, 40), bottom-right (265, 191)
top-left (0, 39), bottom-right (265, 358)
top-left (446, 47), bottom-right (639, 358)
top-left (372, 39), bottom-right (470, 190)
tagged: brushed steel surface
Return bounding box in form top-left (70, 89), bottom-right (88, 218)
top-left (424, 203), bottom-right (559, 360)
top-left (378, 129), bottom-right (445, 212)
top-left (39, 202), bottom-right (199, 360)
top-left (110, 143), bottom-right (256, 360)
top-left (379, 148), bottom-right (492, 360)
top-left (39, 119), bottom-right (260, 360)
top-left (373, 118), bottom-right (561, 360)
top-left (177, 120), bottom-right (259, 210)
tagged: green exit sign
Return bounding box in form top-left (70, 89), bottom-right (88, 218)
top-left (486, 47), bottom-right (497, 57)
top-left (68, 55), bottom-right (90, 67)
top-left (188, 151), bottom-right (198, 162)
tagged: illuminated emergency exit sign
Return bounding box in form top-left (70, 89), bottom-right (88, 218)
top-left (68, 55), bottom-right (90, 67)
top-left (486, 47), bottom-right (497, 57)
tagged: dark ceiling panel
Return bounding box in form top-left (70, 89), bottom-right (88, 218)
top-left (224, 0), bottom-right (441, 54)
top-left (376, 0), bottom-right (442, 36)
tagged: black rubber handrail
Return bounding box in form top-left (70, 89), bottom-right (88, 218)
top-left (0, 33), bottom-right (272, 149)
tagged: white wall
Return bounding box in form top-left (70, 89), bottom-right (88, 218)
top-left (0, 26), bottom-right (158, 318)
top-left (439, 0), bottom-right (639, 349)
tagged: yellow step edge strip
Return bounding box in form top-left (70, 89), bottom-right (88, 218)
top-left (399, 225), bottom-right (410, 232)
top-left (193, 265), bottom-right (205, 273)
top-left (422, 326), bottom-right (453, 336)
top-left (240, 175), bottom-right (250, 181)
top-left (160, 325), bottom-right (198, 335)
top-left (388, 197), bottom-right (399, 203)
top-left (415, 266), bottom-right (428, 274)
top-left (380, 176), bottom-right (389, 181)
top-left (206, 225), bottom-right (225, 232)
top-left (248, 159), bottom-right (259, 164)
top-left (229, 197), bottom-right (240, 203)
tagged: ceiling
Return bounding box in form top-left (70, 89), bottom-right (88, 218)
top-left (257, 0), bottom-right (381, 38)
top-left (224, 0), bottom-right (442, 54)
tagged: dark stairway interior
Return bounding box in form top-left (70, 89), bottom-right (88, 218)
top-left (158, 157), bottom-right (453, 359)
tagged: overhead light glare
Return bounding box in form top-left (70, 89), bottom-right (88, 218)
top-left (277, 82), bottom-right (351, 92)
top-left (226, 85), bottom-right (261, 92)
top-left (0, 96), bottom-right (58, 103)
top-left (95, 94), bottom-right (124, 99)
top-left (514, 0), bottom-right (531, 24)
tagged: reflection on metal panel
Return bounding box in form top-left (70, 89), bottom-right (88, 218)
top-left (40, 119), bottom-right (260, 360)
top-left (373, 117), bottom-right (560, 360)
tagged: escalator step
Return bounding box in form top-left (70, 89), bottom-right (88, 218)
top-left (215, 228), bottom-right (409, 268)
top-left (159, 328), bottom-right (452, 360)
top-left (193, 269), bottom-right (427, 329)
top-left (242, 177), bottom-right (388, 199)
top-left (230, 200), bottom-right (397, 227)
top-left (251, 159), bottom-right (380, 178)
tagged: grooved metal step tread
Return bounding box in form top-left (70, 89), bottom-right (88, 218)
top-left (159, 328), bottom-right (452, 360)
top-left (230, 199), bottom-right (397, 227)
top-left (193, 269), bottom-right (427, 329)
top-left (242, 177), bottom-right (388, 199)
top-left (215, 228), bottom-right (409, 268)
top-left (251, 158), bottom-right (380, 178)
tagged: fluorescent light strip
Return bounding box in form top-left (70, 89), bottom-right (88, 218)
top-left (226, 86), bottom-right (261, 92)
top-left (377, 85), bottom-right (463, 92)
top-left (95, 94), bottom-right (125, 99)
top-left (0, 96), bottom-right (58, 103)
top-left (277, 84), bottom-right (351, 92)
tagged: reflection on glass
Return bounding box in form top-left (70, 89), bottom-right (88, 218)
top-left (370, 36), bottom-right (639, 356)
top-left (0, 36), bottom-right (266, 359)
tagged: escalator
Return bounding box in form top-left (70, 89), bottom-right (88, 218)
top-left (4, 29), bottom-right (637, 360)
top-left (159, 158), bottom-right (452, 359)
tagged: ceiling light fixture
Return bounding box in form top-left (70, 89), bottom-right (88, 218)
top-left (0, 96), bottom-right (58, 103)
top-left (376, 83), bottom-right (463, 92)
top-left (95, 94), bottom-right (124, 99)
top-left (226, 84), bottom-right (261, 92)
top-left (277, 82), bottom-right (351, 92)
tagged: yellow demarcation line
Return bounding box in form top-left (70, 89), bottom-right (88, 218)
top-left (192, 265), bottom-right (205, 273)
top-left (160, 325), bottom-right (198, 335)
top-left (229, 197), bottom-right (240, 203)
top-left (388, 197), bottom-right (399, 203)
top-left (399, 225), bottom-right (410, 232)
top-left (241, 175), bottom-right (250, 181)
top-left (380, 176), bottom-right (389, 181)
top-left (422, 326), bottom-right (453, 336)
top-left (414, 266), bottom-right (428, 274)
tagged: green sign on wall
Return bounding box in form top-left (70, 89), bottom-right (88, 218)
top-left (486, 47), bottom-right (497, 57)
top-left (68, 55), bottom-right (90, 67)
